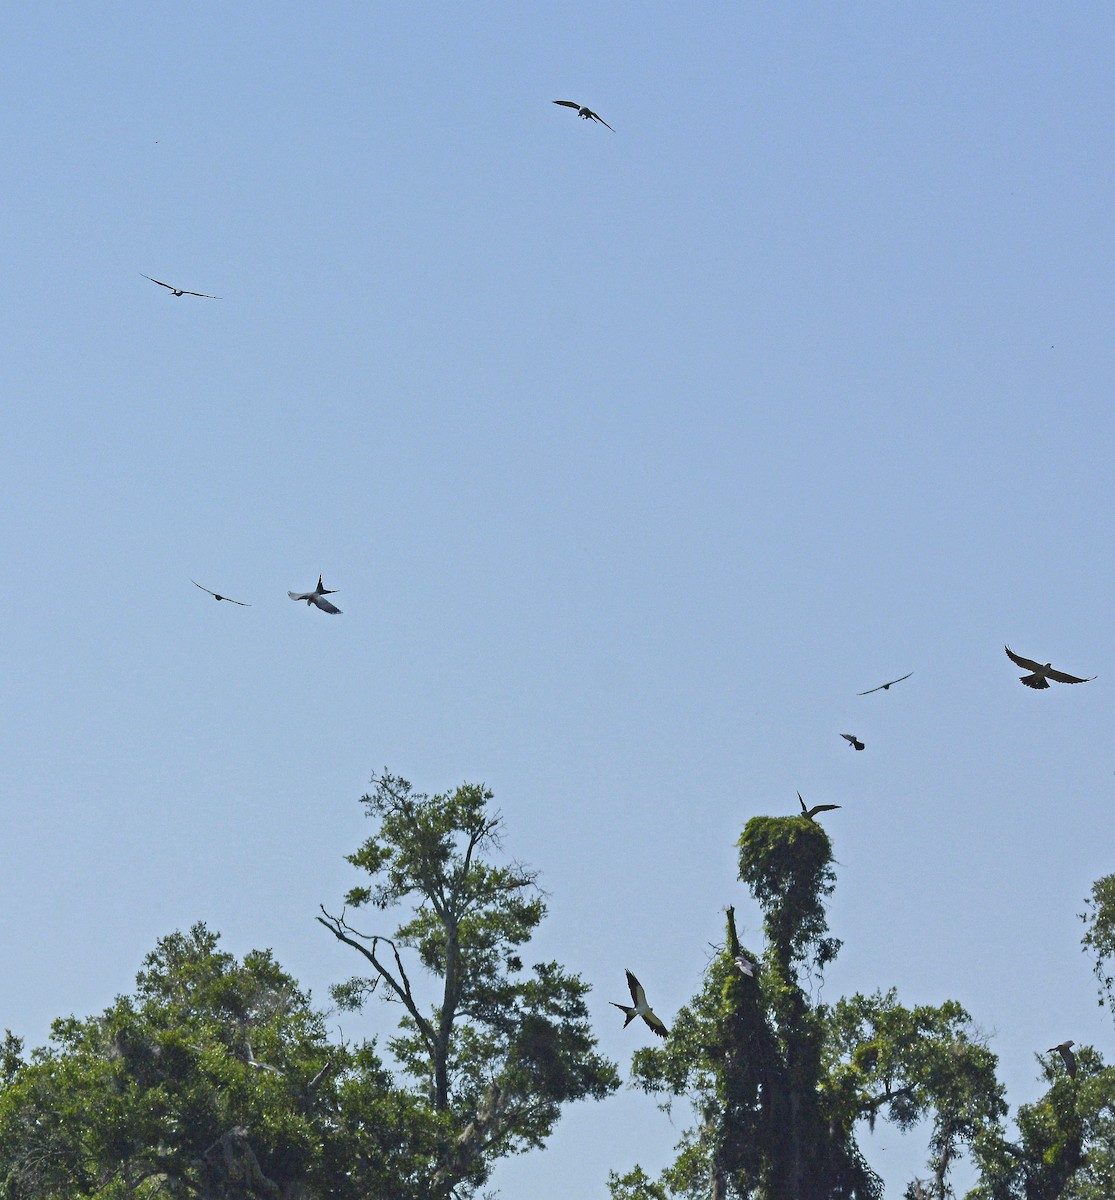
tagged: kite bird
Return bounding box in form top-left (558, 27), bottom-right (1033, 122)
top-left (733, 954), bottom-right (758, 977)
top-left (610, 970), bottom-right (668, 1038)
top-left (798, 792), bottom-right (841, 822)
top-left (288, 575), bottom-right (342, 615)
top-left (192, 580), bottom-right (251, 606)
top-left (857, 672), bottom-right (913, 695)
top-left (141, 272), bottom-right (221, 299)
top-left (553, 100), bottom-right (614, 131)
top-left (841, 734), bottom-right (865, 751)
top-left (1004, 646), bottom-right (1095, 690)
top-left (1047, 1040), bottom-right (1077, 1078)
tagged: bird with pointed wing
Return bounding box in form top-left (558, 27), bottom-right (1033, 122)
top-left (192, 580), bottom-right (251, 606)
top-left (610, 970), bottom-right (668, 1038)
top-left (553, 100), bottom-right (614, 130)
top-left (1004, 646), bottom-right (1094, 689)
top-left (733, 954), bottom-right (758, 977)
top-left (857, 672), bottom-right (913, 695)
top-left (1047, 1040), bottom-right (1077, 1078)
top-left (288, 575), bottom-right (342, 614)
top-left (141, 272), bottom-right (221, 299)
top-left (841, 734), bottom-right (865, 751)
top-left (798, 792), bottom-right (841, 822)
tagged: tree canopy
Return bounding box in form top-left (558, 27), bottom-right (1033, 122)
top-left (609, 812), bottom-right (1004, 1200)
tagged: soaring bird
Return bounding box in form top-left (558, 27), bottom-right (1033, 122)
top-left (733, 954), bottom-right (757, 977)
top-left (1004, 646), bottom-right (1095, 689)
top-left (841, 734), bottom-right (865, 751)
top-left (610, 970), bottom-right (668, 1038)
top-left (857, 672), bottom-right (913, 695)
top-left (798, 792), bottom-right (841, 822)
top-left (192, 580), bottom-right (251, 606)
top-left (288, 575), bottom-right (342, 614)
top-left (553, 100), bottom-right (614, 131)
top-left (141, 272), bottom-right (221, 299)
top-left (1047, 1040), bottom-right (1077, 1078)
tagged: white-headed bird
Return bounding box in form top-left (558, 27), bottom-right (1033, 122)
top-left (610, 970), bottom-right (668, 1038)
top-left (841, 734), bottom-right (865, 751)
top-left (288, 575), bottom-right (342, 614)
top-left (798, 793), bottom-right (841, 822)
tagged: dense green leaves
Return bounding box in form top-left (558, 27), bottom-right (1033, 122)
top-left (0, 923), bottom-right (433, 1199)
top-left (318, 772), bottom-right (618, 1197)
top-left (611, 816), bottom-right (1004, 1200)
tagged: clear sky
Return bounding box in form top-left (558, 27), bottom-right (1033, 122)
top-left (3, 4), bottom-right (1115, 1195)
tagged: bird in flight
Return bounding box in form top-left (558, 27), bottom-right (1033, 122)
top-left (553, 100), bottom-right (614, 131)
top-left (1004, 646), bottom-right (1095, 690)
top-left (610, 970), bottom-right (668, 1038)
top-left (1047, 1040), bottom-right (1077, 1078)
top-left (191, 580), bottom-right (250, 606)
top-left (141, 272), bottom-right (221, 299)
top-left (857, 672), bottom-right (913, 695)
top-left (841, 734), bottom-right (865, 751)
top-left (733, 954), bottom-right (757, 977)
top-left (798, 792), bottom-right (841, 822)
top-left (288, 575), bottom-right (342, 614)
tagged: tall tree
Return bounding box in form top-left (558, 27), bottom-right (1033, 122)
top-left (317, 771), bottom-right (619, 1198)
top-left (0, 923), bottom-right (433, 1199)
top-left (609, 814), bottom-right (1003, 1200)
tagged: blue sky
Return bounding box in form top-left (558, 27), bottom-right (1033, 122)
top-left (3, 4), bottom-right (1115, 1195)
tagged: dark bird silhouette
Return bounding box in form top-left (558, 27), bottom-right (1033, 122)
top-left (191, 580), bottom-right (250, 606)
top-left (553, 100), bottom-right (614, 130)
top-left (1004, 646), bottom-right (1095, 689)
top-left (798, 792), bottom-right (841, 821)
top-left (141, 272), bottom-right (221, 299)
top-left (841, 734), bottom-right (865, 751)
top-left (610, 970), bottom-right (668, 1038)
top-left (288, 575), bottom-right (342, 614)
top-left (1048, 1040), bottom-right (1077, 1078)
top-left (857, 672), bottom-right (913, 695)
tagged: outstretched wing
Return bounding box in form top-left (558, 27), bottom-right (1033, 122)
top-left (141, 272), bottom-right (175, 291)
top-left (640, 1010), bottom-right (669, 1038)
top-left (311, 595), bottom-right (342, 614)
top-left (810, 803), bottom-right (842, 815)
top-left (588, 110), bottom-right (615, 131)
top-left (1046, 667), bottom-right (1095, 685)
top-left (625, 969), bottom-right (647, 1007)
top-left (797, 792), bottom-right (808, 814)
top-left (180, 288), bottom-right (221, 299)
top-left (193, 580), bottom-right (251, 605)
top-left (553, 100), bottom-right (581, 109)
top-left (1005, 645), bottom-right (1044, 673)
top-left (288, 590), bottom-right (311, 601)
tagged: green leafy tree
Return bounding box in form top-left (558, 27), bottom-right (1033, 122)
top-left (0, 923), bottom-right (433, 1199)
top-left (964, 872), bottom-right (1115, 1200)
top-left (609, 814), bottom-right (1004, 1200)
top-left (317, 771), bottom-right (619, 1198)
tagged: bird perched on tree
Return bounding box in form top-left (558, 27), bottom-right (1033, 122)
top-left (857, 672), bottom-right (913, 695)
top-left (841, 734), bottom-right (865, 751)
top-left (798, 792), bottom-right (841, 822)
top-left (1047, 1040), bottom-right (1077, 1078)
top-left (191, 580), bottom-right (251, 606)
top-left (1004, 646), bottom-right (1094, 689)
top-left (288, 575), bottom-right (342, 614)
top-left (610, 970), bottom-right (668, 1038)
top-left (140, 272), bottom-right (221, 299)
top-left (552, 100), bottom-right (614, 130)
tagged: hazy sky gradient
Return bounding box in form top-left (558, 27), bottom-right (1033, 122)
top-left (3, 5), bottom-right (1115, 1195)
